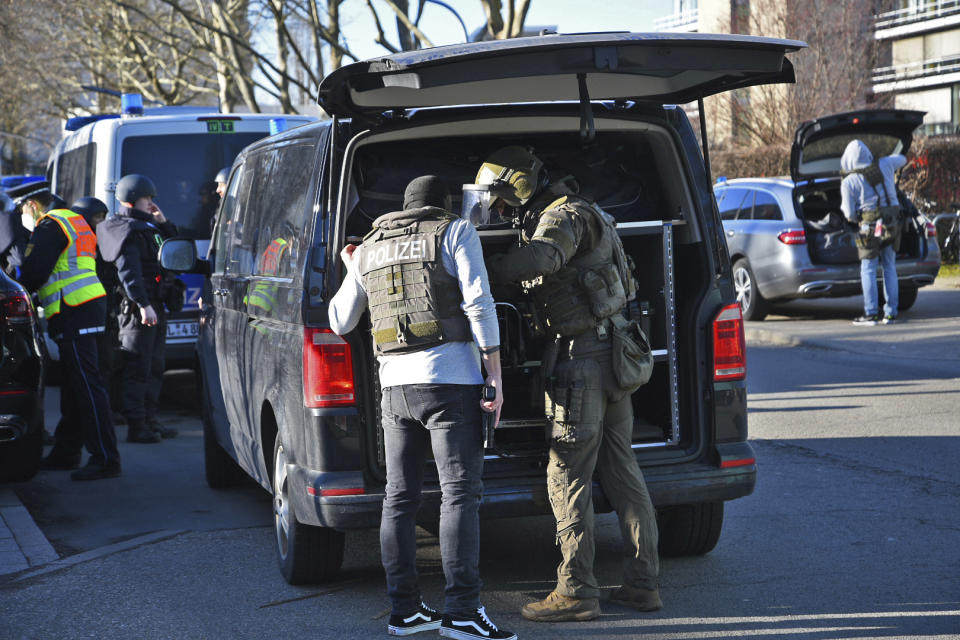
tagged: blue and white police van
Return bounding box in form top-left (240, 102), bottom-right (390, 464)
top-left (46, 95), bottom-right (316, 369)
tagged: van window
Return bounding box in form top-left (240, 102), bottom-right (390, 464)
top-left (120, 132), bottom-right (264, 240)
top-left (55, 143), bottom-right (97, 204)
top-left (250, 143), bottom-right (316, 278)
top-left (213, 162), bottom-right (256, 275)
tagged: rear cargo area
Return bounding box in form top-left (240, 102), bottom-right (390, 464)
top-left (795, 183), bottom-right (925, 265)
top-left (338, 114), bottom-right (714, 478)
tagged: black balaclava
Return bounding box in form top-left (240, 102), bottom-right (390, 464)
top-left (403, 175), bottom-right (452, 211)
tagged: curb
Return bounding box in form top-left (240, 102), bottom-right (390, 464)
top-left (0, 488), bottom-right (58, 576)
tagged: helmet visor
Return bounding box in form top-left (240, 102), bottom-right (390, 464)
top-left (461, 184), bottom-right (509, 227)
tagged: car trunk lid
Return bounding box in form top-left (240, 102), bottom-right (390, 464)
top-left (318, 32), bottom-right (805, 121)
top-left (790, 109), bottom-right (925, 183)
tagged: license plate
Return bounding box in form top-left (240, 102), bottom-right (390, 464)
top-left (167, 321), bottom-right (199, 338)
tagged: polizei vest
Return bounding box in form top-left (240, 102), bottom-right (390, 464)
top-left (527, 195), bottom-right (634, 337)
top-left (358, 207), bottom-right (472, 355)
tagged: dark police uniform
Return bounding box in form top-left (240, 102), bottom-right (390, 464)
top-left (97, 206), bottom-right (177, 441)
top-left (19, 208), bottom-right (120, 480)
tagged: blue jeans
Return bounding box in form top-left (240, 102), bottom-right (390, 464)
top-left (861, 243), bottom-right (898, 317)
top-left (380, 384), bottom-right (484, 617)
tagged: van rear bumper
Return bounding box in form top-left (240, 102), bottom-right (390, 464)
top-left (287, 446), bottom-right (757, 530)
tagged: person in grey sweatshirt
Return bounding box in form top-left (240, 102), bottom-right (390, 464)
top-left (840, 139), bottom-right (906, 325)
top-left (328, 175), bottom-right (515, 640)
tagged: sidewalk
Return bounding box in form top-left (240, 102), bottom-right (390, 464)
top-left (0, 487), bottom-right (58, 577)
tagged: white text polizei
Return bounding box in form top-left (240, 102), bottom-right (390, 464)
top-left (363, 237), bottom-right (430, 273)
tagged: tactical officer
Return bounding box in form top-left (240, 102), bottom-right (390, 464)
top-left (472, 146), bottom-right (660, 622)
top-left (840, 139), bottom-right (907, 326)
top-left (0, 190), bottom-right (30, 276)
top-left (328, 176), bottom-right (515, 640)
top-left (71, 197), bottom-right (123, 416)
top-left (12, 182), bottom-right (121, 481)
top-left (214, 166), bottom-right (230, 200)
top-left (96, 174), bottom-right (178, 443)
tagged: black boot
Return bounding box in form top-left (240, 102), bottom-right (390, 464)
top-left (147, 418), bottom-right (178, 439)
top-left (71, 459), bottom-right (121, 481)
top-left (40, 450), bottom-right (82, 470)
top-left (127, 419), bottom-right (161, 444)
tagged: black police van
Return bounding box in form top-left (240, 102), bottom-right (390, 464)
top-left (162, 32), bottom-right (805, 584)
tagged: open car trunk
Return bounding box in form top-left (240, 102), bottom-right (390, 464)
top-left (795, 181), bottom-right (926, 265)
top-left (334, 112), bottom-right (714, 482)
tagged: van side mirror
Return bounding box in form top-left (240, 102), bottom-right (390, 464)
top-left (160, 238), bottom-right (210, 275)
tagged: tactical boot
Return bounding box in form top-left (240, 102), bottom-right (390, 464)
top-left (147, 418), bottom-right (178, 439)
top-left (608, 584), bottom-right (663, 611)
top-left (126, 419), bottom-right (161, 444)
top-left (71, 460), bottom-right (121, 481)
top-left (521, 590), bottom-right (600, 622)
top-left (40, 450), bottom-right (81, 470)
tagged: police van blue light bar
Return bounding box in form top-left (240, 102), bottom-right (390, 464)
top-left (121, 93), bottom-right (144, 116)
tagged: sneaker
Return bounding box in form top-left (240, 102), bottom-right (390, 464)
top-left (71, 460), bottom-right (121, 481)
top-left (852, 315), bottom-right (878, 326)
top-left (387, 601), bottom-right (442, 636)
top-left (881, 314), bottom-right (897, 325)
top-left (608, 584), bottom-right (663, 611)
top-left (440, 606), bottom-right (516, 640)
top-left (520, 590), bottom-right (600, 622)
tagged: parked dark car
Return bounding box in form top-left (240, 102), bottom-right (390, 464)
top-left (162, 32), bottom-right (805, 584)
top-left (715, 109), bottom-right (940, 320)
top-left (0, 270), bottom-right (45, 482)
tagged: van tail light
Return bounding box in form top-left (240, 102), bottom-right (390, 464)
top-left (777, 230), bottom-right (806, 245)
top-left (0, 291), bottom-right (33, 324)
top-left (713, 303), bottom-right (746, 381)
top-left (303, 328), bottom-right (355, 408)
top-left (926, 222), bottom-right (937, 238)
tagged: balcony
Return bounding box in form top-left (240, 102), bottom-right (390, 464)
top-left (653, 8), bottom-right (699, 32)
top-left (875, 1), bottom-right (960, 39)
top-left (873, 53), bottom-right (960, 91)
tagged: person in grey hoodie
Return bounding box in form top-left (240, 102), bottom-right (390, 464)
top-left (840, 139), bottom-right (906, 325)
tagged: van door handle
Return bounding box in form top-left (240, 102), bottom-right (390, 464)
top-left (726, 230), bottom-right (735, 237)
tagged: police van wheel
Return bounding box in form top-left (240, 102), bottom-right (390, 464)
top-left (273, 437), bottom-right (345, 584)
top-left (657, 501), bottom-right (724, 557)
top-left (733, 259), bottom-right (768, 321)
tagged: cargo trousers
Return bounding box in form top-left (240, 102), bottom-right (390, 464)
top-left (545, 327), bottom-right (659, 598)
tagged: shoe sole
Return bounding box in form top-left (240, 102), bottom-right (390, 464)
top-left (440, 628), bottom-right (517, 640)
top-left (520, 607), bottom-right (600, 622)
top-left (388, 621), bottom-right (441, 636)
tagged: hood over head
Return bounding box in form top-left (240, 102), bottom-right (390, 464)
top-left (841, 139), bottom-right (873, 174)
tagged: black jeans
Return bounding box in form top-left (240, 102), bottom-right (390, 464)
top-left (51, 333), bottom-right (120, 467)
top-left (118, 308), bottom-right (166, 422)
top-left (380, 384), bottom-right (484, 617)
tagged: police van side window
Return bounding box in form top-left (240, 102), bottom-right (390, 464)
top-left (55, 143), bottom-right (97, 205)
top-left (213, 163), bottom-right (253, 275)
top-left (251, 143), bottom-right (315, 278)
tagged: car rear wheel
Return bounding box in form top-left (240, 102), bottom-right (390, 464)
top-left (273, 437), bottom-right (345, 584)
top-left (877, 283), bottom-right (918, 312)
top-left (733, 259), bottom-right (769, 321)
top-left (657, 501), bottom-right (724, 557)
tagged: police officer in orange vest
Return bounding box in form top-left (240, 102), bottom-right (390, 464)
top-left (11, 181), bottom-right (121, 481)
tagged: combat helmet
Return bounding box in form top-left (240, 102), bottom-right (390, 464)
top-left (116, 174), bottom-right (157, 204)
top-left (475, 146), bottom-right (545, 207)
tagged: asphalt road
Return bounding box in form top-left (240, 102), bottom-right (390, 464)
top-left (2, 283), bottom-right (959, 639)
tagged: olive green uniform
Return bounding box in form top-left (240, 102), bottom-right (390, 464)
top-left (488, 186), bottom-right (659, 598)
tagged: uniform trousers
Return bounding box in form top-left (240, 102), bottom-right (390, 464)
top-left (50, 332), bottom-right (120, 467)
top-left (118, 306), bottom-right (166, 422)
top-left (546, 327), bottom-right (659, 598)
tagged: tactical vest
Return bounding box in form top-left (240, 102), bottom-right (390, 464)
top-left (527, 195), bottom-right (635, 337)
top-left (357, 208), bottom-right (472, 355)
top-left (850, 163), bottom-right (902, 255)
top-left (37, 209), bottom-right (106, 318)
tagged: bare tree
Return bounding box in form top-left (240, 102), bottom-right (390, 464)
top-left (706, 0), bottom-right (889, 150)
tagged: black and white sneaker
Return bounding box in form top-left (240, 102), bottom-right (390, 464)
top-left (387, 601), bottom-right (443, 636)
top-left (852, 314), bottom-right (879, 326)
top-left (439, 606), bottom-right (517, 640)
